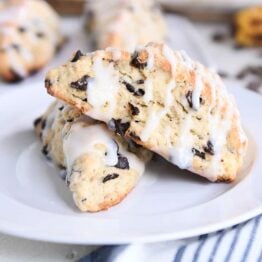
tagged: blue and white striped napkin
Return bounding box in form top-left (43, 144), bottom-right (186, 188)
top-left (78, 214), bottom-right (262, 262)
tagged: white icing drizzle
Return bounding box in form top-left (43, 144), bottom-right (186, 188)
top-left (6, 48), bottom-right (27, 77)
top-left (143, 79), bottom-right (153, 103)
top-left (87, 56), bottom-right (119, 122)
top-left (145, 47), bottom-right (154, 70)
top-left (179, 50), bottom-right (194, 68)
top-left (191, 66), bottom-right (203, 111)
top-left (140, 80), bottom-right (175, 142)
top-left (169, 114), bottom-right (193, 169)
top-left (63, 123), bottom-right (118, 170)
top-left (205, 74), bottom-right (234, 181)
top-left (162, 44), bottom-right (177, 75)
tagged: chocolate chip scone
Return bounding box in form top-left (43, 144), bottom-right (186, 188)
top-left (45, 42), bottom-right (248, 182)
top-left (0, 0), bottom-right (63, 82)
top-left (85, 0), bottom-right (166, 51)
top-left (234, 6), bottom-right (262, 47)
top-left (34, 101), bottom-right (152, 212)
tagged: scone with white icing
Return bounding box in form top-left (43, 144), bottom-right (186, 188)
top-left (85, 0), bottom-right (166, 51)
top-left (0, 0), bottom-right (63, 82)
top-left (34, 101), bottom-right (151, 212)
top-left (45, 43), bottom-right (248, 182)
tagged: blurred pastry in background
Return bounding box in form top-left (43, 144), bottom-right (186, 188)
top-left (85, 0), bottom-right (166, 51)
top-left (0, 0), bottom-right (64, 83)
top-left (234, 6), bottom-right (262, 47)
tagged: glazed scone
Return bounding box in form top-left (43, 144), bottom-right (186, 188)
top-left (85, 0), bottom-right (166, 51)
top-left (234, 6), bottom-right (262, 47)
top-left (0, 0), bottom-right (63, 82)
top-left (34, 101), bottom-right (152, 212)
top-left (45, 43), bottom-right (248, 182)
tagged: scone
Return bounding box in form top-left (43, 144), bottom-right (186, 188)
top-left (45, 42), bottom-right (248, 182)
top-left (85, 0), bottom-right (166, 51)
top-left (34, 101), bottom-right (151, 212)
top-left (234, 6), bottom-right (262, 47)
top-left (0, 0), bottom-right (63, 82)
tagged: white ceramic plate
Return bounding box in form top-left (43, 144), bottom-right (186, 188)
top-left (0, 82), bottom-right (261, 244)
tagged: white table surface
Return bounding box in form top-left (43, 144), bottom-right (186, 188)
top-left (0, 17), bottom-right (261, 261)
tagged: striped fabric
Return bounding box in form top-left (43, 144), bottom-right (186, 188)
top-left (78, 214), bottom-right (262, 262)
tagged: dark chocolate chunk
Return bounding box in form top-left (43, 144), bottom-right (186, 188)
top-left (36, 32), bottom-right (45, 38)
top-left (218, 71), bottom-right (229, 78)
top-left (81, 198), bottom-right (87, 202)
top-left (212, 32), bottom-right (229, 42)
top-left (66, 118), bottom-right (74, 122)
top-left (123, 81), bottom-right (135, 93)
top-left (186, 91), bottom-right (193, 108)
top-left (10, 43), bottom-right (19, 51)
top-left (136, 79), bottom-right (144, 84)
top-left (70, 75), bottom-right (89, 91)
top-left (204, 140), bottom-right (214, 155)
top-left (192, 148), bottom-right (206, 159)
top-left (130, 51), bottom-right (147, 69)
top-left (58, 106), bottom-right (64, 111)
top-left (108, 119), bottom-right (130, 136)
top-left (115, 153), bottom-right (129, 169)
top-left (71, 50), bottom-right (84, 62)
top-left (18, 27), bottom-right (26, 33)
top-left (246, 80), bottom-right (262, 93)
top-left (129, 132), bottom-right (140, 141)
top-left (42, 145), bottom-right (48, 156)
top-left (134, 88), bottom-right (145, 96)
top-left (45, 79), bottom-right (52, 88)
top-left (9, 69), bottom-right (24, 83)
top-left (41, 119), bottom-right (46, 130)
top-left (82, 98), bottom-right (88, 102)
top-left (129, 103), bottom-right (140, 115)
top-left (33, 117), bottom-right (42, 127)
top-left (102, 173), bottom-right (119, 183)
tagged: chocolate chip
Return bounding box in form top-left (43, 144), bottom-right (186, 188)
top-left (71, 50), bottom-right (84, 62)
top-left (102, 173), bottom-right (119, 183)
top-left (134, 88), bottom-right (145, 96)
top-left (212, 32), bottom-right (229, 42)
top-left (246, 80), bottom-right (262, 93)
top-left (41, 119), bottom-right (46, 130)
top-left (115, 153), bottom-right (129, 169)
top-left (108, 119), bottom-right (130, 136)
top-left (70, 75), bottom-right (89, 91)
top-left (36, 32), bottom-right (45, 38)
top-left (192, 148), bottom-right (205, 159)
top-left (249, 66), bottom-right (262, 78)
top-left (9, 69), bottom-right (24, 83)
top-left (130, 51), bottom-right (147, 69)
top-left (123, 81), bottom-right (135, 93)
top-left (186, 91), bottom-right (193, 108)
top-left (42, 145), bottom-right (48, 156)
top-left (18, 27), bottom-right (26, 33)
top-left (33, 117), bottom-right (42, 127)
top-left (45, 79), bottom-right (51, 88)
top-left (218, 71), bottom-right (229, 78)
top-left (58, 106), bottom-right (64, 111)
top-left (66, 118), bottom-right (74, 122)
top-left (129, 103), bottom-right (140, 115)
top-left (129, 132), bottom-right (140, 141)
top-left (82, 98), bottom-right (87, 102)
top-left (204, 140), bottom-right (214, 155)
top-left (10, 43), bottom-right (19, 51)
top-left (136, 79), bottom-right (144, 84)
